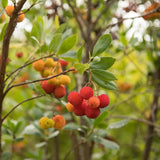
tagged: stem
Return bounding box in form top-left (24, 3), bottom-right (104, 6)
top-left (53, 136), bottom-right (59, 160)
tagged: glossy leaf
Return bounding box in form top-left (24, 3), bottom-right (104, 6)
top-left (77, 46), bottom-right (83, 62)
top-left (1, 0), bottom-right (8, 8)
top-left (0, 23), bottom-right (8, 41)
top-left (94, 111), bottom-right (108, 127)
top-left (90, 57), bottom-right (115, 70)
top-left (92, 69), bottom-right (117, 81)
top-left (92, 34), bottom-right (112, 57)
top-left (63, 123), bottom-right (80, 131)
top-left (74, 63), bottom-right (89, 74)
top-left (49, 33), bottom-right (62, 53)
top-left (92, 74), bottom-right (117, 90)
top-left (57, 34), bottom-right (77, 55)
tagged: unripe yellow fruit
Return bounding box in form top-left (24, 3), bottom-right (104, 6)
top-left (39, 117), bottom-right (48, 129)
top-left (45, 58), bottom-right (55, 68)
top-left (45, 119), bottom-right (55, 128)
top-left (58, 75), bottom-right (71, 85)
top-left (32, 60), bottom-right (45, 72)
top-left (41, 68), bottom-right (52, 77)
top-left (47, 76), bottom-right (60, 86)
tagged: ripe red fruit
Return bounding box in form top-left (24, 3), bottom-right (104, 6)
top-left (41, 80), bottom-right (56, 94)
top-left (88, 96), bottom-right (100, 108)
top-left (16, 52), bottom-right (23, 58)
top-left (68, 91), bottom-right (83, 106)
top-left (80, 86), bottom-right (93, 100)
top-left (73, 99), bottom-right (87, 116)
top-left (53, 85), bottom-right (66, 98)
top-left (85, 106), bottom-right (100, 119)
top-left (98, 94), bottom-right (110, 108)
top-left (59, 59), bottom-right (69, 67)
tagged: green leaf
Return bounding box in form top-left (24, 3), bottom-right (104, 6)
top-left (48, 130), bottom-right (60, 139)
top-left (1, 152), bottom-right (12, 160)
top-left (92, 75), bottom-right (117, 90)
top-left (57, 34), bottom-right (77, 55)
top-left (94, 137), bottom-right (120, 150)
top-left (107, 119), bottom-right (130, 130)
top-left (63, 123), bottom-right (80, 131)
top-left (74, 63), bottom-right (89, 74)
top-left (60, 51), bottom-right (77, 62)
top-left (92, 69), bottom-right (117, 81)
top-left (77, 46), bottom-right (83, 62)
top-left (49, 33), bottom-right (62, 53)
top-left (55, 23), bottom-right (67, 33)
top-left (90, 57), bottom-right (115, 70)
top-left (94, 111), bottom-right (108, 127)
top-left (13, 121), bottom-right (23, 134)
top-left (92, 34), bottom-right (112, 57)
top-left (1, 0), bottom-right (8, 8)
top-left (0, 23), bottom-right (8, 41)
top-left (35, 142), bottom-right (47, 148)
top-left (120, 35), bottom-right (128, 46)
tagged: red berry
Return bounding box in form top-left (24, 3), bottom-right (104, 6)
top-left (98, 94), bottom-right (110, 108)
top-left (85, 106), bottom-right (100, 119)
top-left (53, 85), bottom-right (66, 98)
top-left (16, 52), bottom-right (23, 58)
top-left (88, 96), bottom-right (100, 108)
top-left (68, 91), bottom-right (83, 106)
top-left (59, 59), bottom-right (69, 67)
top-left (41, 80), bottom-right (56, 94)
top-left (73, 99), bottom-right (87, 116)
top-left (80, 86), bottom-right (94, 100)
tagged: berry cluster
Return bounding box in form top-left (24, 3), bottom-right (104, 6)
top-left (66, 86), bottom-right (110, 119)
top-left (39, 115), bottom-right (66, 130)
top-left (33, 58), bottom-right (70, 98)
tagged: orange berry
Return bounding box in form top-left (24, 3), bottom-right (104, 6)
top-left (66, 102), bottom-right (74, 112)
top-left (5, 5), bottom-right (14, 17)
top-left (0, 13), bottom-right (5, 23)
top-left (32, 60), bottom-right (45, 72)
top-left (18, 11), bottom-right (25, 22)
top-left (88, 96), bottom-right (100, 108)
top-left (52, 115), bottom-right (66, 129)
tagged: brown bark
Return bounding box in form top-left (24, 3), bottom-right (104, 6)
top-left (142, 69), bottom-right (160, 160)
top-left (0, 0), bottom-right (27, 158)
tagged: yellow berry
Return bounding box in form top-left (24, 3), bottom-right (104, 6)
top-left (39, 117), bottom-right (48, 129)
top-left (45, 58), bottom-right (55, 68)
top-left (58, 75), bottom-right (71, 85)
top-left (45, 119), bottom-right (55, 128)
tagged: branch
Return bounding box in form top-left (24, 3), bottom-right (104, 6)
top-left (4, 68), bottom-right (75, 96)
top-left (5, 53), bottom-right (55, 90)
top-left (2, 94), bottom-right (45, 122)
top-left (106, 115), bottom-right (160, 129)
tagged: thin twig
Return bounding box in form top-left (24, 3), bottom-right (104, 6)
top-left (2, 94), bottom-right (44, 122)
top-left (5, 53), bottom-right (55, 82)
top-left (4, 68), bottom-right (75, 96)
top-left (106, 115), bottom-right (160, 129)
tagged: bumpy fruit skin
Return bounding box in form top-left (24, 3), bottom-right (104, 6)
top-left (58, 75), bottom-right (71, 85)
top-left (16, 52), bottom-right (23, 58)
top-left (0, 13), bottom-right (5, 23)
top-left (85, 106), bottom-right (100, 119)
top-left (45, 119), bottom-right (55, 128)
top-left (88, 96), bottom-right (100, 108)
top-left (41, 80), bottom-right (56, 94)
top-left (18, 11), bottom-right (25, 22)
top-left (5, 5), bottom-right (14, 17)
top-left (41, 68), bottom-right (51, 77)
top-left (53, 85), bottom-right (66, 98)
top-left (98, 94), bottom-right (110, 108)
top-left (44, 58), bottom-right (55, 68)
top-left (32, 60), bottom-right (45, 72)
top-left (47, 76), bottom-right (60, 86)
top-left (66, 102), bottom-right (74, 112)
top-left (52, 115), bottom-right (66, 129)
top-left (59, 59), bottom-right (69, 67)
top-left (39, 117), bottom-right (48, 129)
top-left (80, 86), bottom-right (94, 100)
top-left (73, 99), bottom-right (87, 116)
top-left (68, 91), bottom-right (83, 106)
